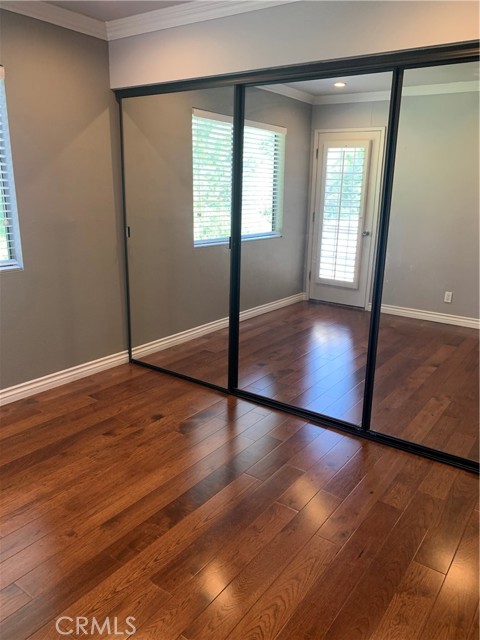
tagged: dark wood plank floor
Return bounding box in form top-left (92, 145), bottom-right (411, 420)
top-left (140, 301), bottom-right (479, 460)
top-left (0, 365), bottom-right (478, 639)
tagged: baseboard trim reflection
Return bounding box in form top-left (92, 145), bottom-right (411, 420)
top-left (366, 303), bottom-right (480, 329)
top-left (132, 292), bottom-right (308, 359)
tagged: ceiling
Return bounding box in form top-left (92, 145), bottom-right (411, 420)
top-left (48, 1), bottom-right (189, 22)
top-left (281, 62), bottom-right (479, 97)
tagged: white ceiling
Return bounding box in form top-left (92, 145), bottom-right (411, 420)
top-left (48, 1), bottom-right (188, 22)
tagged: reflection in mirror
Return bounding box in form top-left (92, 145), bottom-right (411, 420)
top-left (238, 73), bottom-right (392, 424)
top-left (371, 62), bottom-right (479, 460)
top-left (123, 87), bottom-right (234, 387)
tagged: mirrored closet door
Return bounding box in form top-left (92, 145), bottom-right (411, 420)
top-left (238, 73), bottom-right (393, 426)
top-left (371, 61), bottom-right (479, 461)
top-left (117, 41), bottom-right (479, 472)
top-left (122, 87), bottom-right (234, 387)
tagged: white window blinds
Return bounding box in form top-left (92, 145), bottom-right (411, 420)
top-left (192, 109), bottom-right (285, 245)
top-left (192, 112), bottom-right (233, 245)
top-left (0, 69), bottom-right (22, 270)
top-left (242, 122), bottom-right (285, 238)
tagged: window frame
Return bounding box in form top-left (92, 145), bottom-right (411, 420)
top-left (192, 108), bottom-right (286, 247)
top-left (0, 68), bottom-right (23, 271)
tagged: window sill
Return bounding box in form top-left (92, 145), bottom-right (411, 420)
top-left (243, 233), bottom-right (282, 243)
top-left (0, 262), bottom-right (23, 272)
top-left (194, 233), bottom-right (282, 248)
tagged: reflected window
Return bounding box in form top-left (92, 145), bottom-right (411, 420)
top-left (0, 71), bottom-right (22, 270)
top-left (192, 109), bottom-right (285, 245)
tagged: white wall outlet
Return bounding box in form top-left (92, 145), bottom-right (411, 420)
top-left (444, 291), bottom-right (453, 303)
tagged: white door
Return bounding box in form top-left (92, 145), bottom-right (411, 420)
top-left (309, 129), bottom-right (385, 308)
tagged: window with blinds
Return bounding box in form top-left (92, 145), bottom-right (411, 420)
top-left (318, 144), bottom-right (369, 287)
top-left (0, 71), bottom-right (22, 270)
top-left (192, 109), bottom-right (285, 246)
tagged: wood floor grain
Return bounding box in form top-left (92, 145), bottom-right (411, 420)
top-left (139, 301), bottom-right (479, 461)
top-left (0, 364), bottom-right (477, 639)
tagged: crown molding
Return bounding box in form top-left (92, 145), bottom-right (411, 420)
top-left (106, 1), bottom-right (300, 41)
top-left (402, 80), bottom-right (478, 98)
top-left (0, 0), bottom-right (299, 42)
top-left (260, 83), bottom-right (314, 104)
top-left (0, 0), bottom-right (107, 40)
top-left (313, 80), bottom-right (479, 105)
top-left (259, 79), bottom-right (478, 106)
top-left (313, 89), bottom-right (391, 105)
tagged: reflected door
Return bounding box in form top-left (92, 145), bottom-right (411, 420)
top-left (309, 129), bottom-right (384, 308)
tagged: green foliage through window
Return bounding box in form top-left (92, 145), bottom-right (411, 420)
top-left (192, 111), bottom-right (285, 245)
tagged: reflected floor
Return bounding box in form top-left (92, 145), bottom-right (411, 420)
top-left (238, 302), bottom-right (369, 425)
top-left (138, 301), bottom-right (479, 460)
top-left (138, 329), bottom-right (230, 387)
top-left (372, 313), bottom-right (479, 461)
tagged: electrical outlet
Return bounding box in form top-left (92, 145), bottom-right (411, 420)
top-left (444, 291), bottom-right (453, 303)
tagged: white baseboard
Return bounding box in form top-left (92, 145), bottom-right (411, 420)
top-left (3, 295), bottom-right (475, 407)
top-left (132, 317), bottom-right (227, 359)
top-left (0, 351), bottom-right (129, 406)
top-left (240, 292), bottom-right (308, 321)
top-left (132, 292), bottom-right (307, 359)
top-left (0, 294), bottom-right (307, 406)
top-left (366, 303), bottom-right (480, 330)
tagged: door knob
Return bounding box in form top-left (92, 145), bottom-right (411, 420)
top-left (362, 231), bottom-right (370, 237)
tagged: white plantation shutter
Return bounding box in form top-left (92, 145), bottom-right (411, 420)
top-left (192, 109), bottom-right (285, 245)
top-left (0, 69), bottom-right (22, 269)
top-left (318, 143), bottom-right (370, 287)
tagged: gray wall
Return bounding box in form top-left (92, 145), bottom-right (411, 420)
top-left (241, 88), bottom-right (312, 310)
top-left (109, 1), bottom-right (479, 88)
top-left (124, 87), bottom-right (312, 347)
top-left (123, 88), bottom-right (234, 348)
top-left (0, 11), bottom-right (125, 388)
top-left (311, 100), bottom-right (389, 131)
top-left (387, 91), bottom-right (479, 318)
top-left (312, 90), bottom-right (479, 319)
top-left (2, 9), bottom-right (475, 391)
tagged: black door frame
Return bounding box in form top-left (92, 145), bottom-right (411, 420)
top-left (115, 40), bottom-right (479, 473)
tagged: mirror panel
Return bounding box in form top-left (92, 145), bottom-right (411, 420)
top-left (371, 61), bottom-right (479, 460)
top-left (238, 73), bottom-right (392, 425)
top-left (123, 87), bottom-right (234, 387)
top-left (120, 56), bottom-right (478, 466)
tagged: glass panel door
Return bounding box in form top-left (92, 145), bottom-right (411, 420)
top-left (311, 138), bottom-right (374, 307)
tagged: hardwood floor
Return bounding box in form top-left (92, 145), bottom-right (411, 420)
top-left (139, 301), bottom-right (479, 460)
top-left (0, 365), bottom-right (478, 639)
